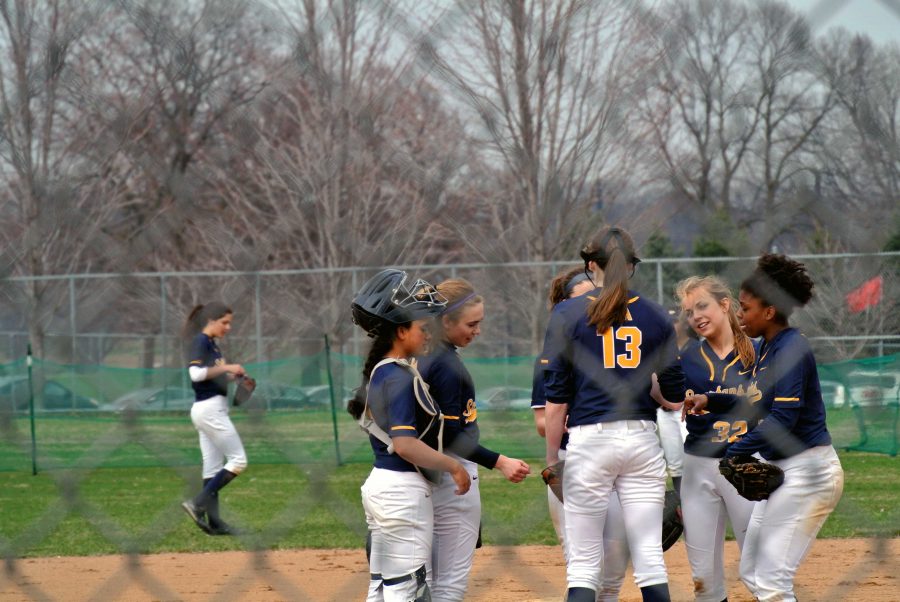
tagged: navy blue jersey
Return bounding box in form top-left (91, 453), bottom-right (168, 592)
top-left (418, 341), bottom-right (500, 469)
top-left (531, 358), bottom-right (568, 450)
top-left (542, 290), bottom-right (686, 426)
top-left (707, 328), bottom-right (832, 461)
top-left (682, 338), bottom-right (759, 458)
top-left (187, 333), bottom-right (228, 401)
top-left (367, 362), bottom-right (440, 473)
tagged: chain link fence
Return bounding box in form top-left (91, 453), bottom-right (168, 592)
top-left (1, 0), bottom-right (899, 599)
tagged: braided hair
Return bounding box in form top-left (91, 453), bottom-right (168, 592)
top-left (346, 321), bottom-right (406, 420)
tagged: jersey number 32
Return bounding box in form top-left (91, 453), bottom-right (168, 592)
top-left (598, 326), bottom-right (642, 369)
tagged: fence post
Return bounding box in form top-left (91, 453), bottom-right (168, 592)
top-left (69, 277), bottom-right (77, 362)
top-left (27, 343), bottom-right (37, 476)
top-left (255, 273), bottom-right (263, 363)
top-left (324, 334), bottom-right (343, 466)
top-left (160, 275), bottom-right (167, 370)
top-left (656, 260), bottom-right (664, 305)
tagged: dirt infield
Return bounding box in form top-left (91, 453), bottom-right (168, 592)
top-left (2, 538), bottom-right (897, 601)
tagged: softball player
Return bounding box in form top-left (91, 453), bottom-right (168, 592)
top-left (675, 276), bottom-right (758, 602)
top-left (532, 267), bottom-right (630, 602)
top-left (181, 302), bottom-right (248, 536)
top-left (417, 278), bottom-right (530, 602)
top-left (347, 269), bottom-right (472, 602)
top-left (687, 254), bottom-right (844, 602)
top-left (542, 226), bottom-right (685, 602)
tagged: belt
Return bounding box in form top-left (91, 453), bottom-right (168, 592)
top-left (570, 420), bottom-right (656, 432)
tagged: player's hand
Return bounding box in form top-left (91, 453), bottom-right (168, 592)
top-left (228, 364), bottom-right (246, 377)
top-left (450, 463), bottom-right (472, 495)
top-left (682, 393), bottom-right (707, 419)
top-left (496, 455), bottom-right (531, 483)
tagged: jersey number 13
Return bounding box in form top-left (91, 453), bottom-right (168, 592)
top-left (598, 326), bottom-right (642, 369)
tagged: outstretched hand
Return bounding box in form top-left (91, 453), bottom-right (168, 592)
top-left (496, 455), bottom-right (531, 483)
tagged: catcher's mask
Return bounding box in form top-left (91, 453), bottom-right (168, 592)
top-left (580, 226), bottom-right (641, 281)
top-left (351, 269), bottom-right (448, 337)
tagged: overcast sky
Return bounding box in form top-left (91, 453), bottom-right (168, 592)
top-left (788, 0), bottom-right (900, 44)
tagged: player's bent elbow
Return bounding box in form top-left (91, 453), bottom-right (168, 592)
top-left (533, 408), bottom-right (546, 438)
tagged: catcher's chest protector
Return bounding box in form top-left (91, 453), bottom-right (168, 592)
top-left (358, 358), bottom-right (445, 484)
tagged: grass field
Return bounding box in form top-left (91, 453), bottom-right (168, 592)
top-left (0, 442), bottom-right (896, 558)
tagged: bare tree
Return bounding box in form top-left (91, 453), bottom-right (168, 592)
top-left (0, 0), bottom-right (123, 359)
top-left (742, 0), bottom-right (835, 250)
top-left (207, 0), bottom-right (471, 344)
top-left (815, 31), bottom-right (900, 247)
top-left (422, 0), bottom-right (658, 351)
top-left (638, 0), bottom-right (762, 215)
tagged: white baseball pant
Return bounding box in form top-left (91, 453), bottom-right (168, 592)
top-left (362, 467), bottom-right (434, 602)
top-left (190, 395), bottom-right (248, 478)
top-left (656, 407), bottom-right (687, 479)
top-left (549, 450), bottom-right (629, 601)
top-left (563, 420), bottom-right (668, 593)
top-left (431, 453), bottom-right (480, 602)
top-left (682, 453), bottom-right (756, 601)
top-left (739, 445), bottom-right (843, 602)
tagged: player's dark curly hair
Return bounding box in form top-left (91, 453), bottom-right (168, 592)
top-left (741, 253), bottom-right (814, 321)
top-left (347, 321), bottom-right (407, 420)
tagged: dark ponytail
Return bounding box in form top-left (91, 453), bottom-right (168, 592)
top-left (346, 324), bottom-right (403, 420)
top-left (583, 227), bottom-right (639, 333)
top-left (181, 302), bottom-right (232, 339)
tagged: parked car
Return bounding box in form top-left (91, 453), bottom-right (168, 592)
top-left (845, 370), bottom-right (900, 407)
top-left (819, 379), bottom-right (847, 408)
top-left (0, 376), bottom-right (99, 412)
top-left (104, 386), bottom-right (195, 412)
top-left (477, 386), bottom-right (533, 410)
top-left (253, 382), bottom-right (315, 410)
top-left (300, 384), bottom-right (355, 407)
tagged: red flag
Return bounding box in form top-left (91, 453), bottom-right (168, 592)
top-left (846, 275), bottom-right (883, 313)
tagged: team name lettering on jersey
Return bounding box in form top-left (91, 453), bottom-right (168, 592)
top-left (463, 398), bottom-right (477, 424)
top-left (708, 382), bottom-right (761, 404)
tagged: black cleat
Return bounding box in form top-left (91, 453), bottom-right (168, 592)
top-left (209, 521), bottom-right (240, 536)
top-left (182, 501), bottom-right (213, 535)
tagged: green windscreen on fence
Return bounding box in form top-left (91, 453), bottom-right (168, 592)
top-left (0, 353), bottom-right (896, 472)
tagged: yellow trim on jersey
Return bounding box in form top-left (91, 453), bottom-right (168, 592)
top-left (721, 356), bottom-right (741, 381)
top-left (391, 425), bottom-right (416, 431)
top-left (586, 295), bottom-right (597, 301)
top-left (627, 296), bottom-right (639, 303)
top-left (699, 345), bottom-right (715, 381)
top-left (189, 360), bottom-right (202, 365)
top-left (774, 397), bottom-right (799, 402)
top-left (443, 415), bottom-right (460, 420)
top-left (540, 359), bottom-right (549, 364)
top-left (752, 350), bottom-right (769, 377)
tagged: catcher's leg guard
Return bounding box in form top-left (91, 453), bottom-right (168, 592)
top-left (382, 565), bottom-right (430, 602)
